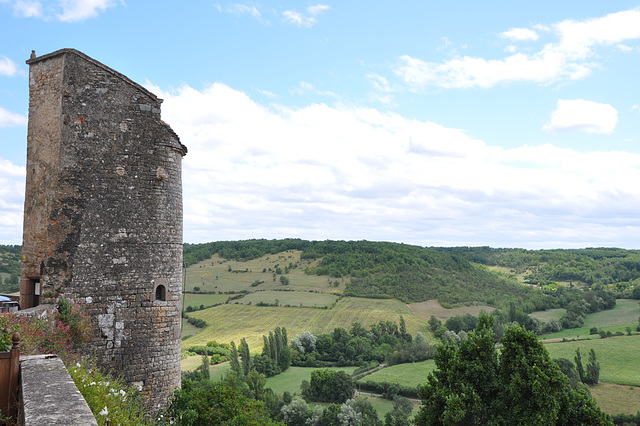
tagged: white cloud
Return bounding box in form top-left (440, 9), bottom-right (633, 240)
top-left (501, 27), bottom-right (539, 41)
top-left (56, 0), bottom-right (115, 22)
top-left (221, 3), bottom-right (261, 19)
top-left (13, 0), bottom-right (42, 17)
top-left (543, 99), bottom-right (618, 134)
top-left (283, 4), bottom-right (329, 28)
top-left (0, 56), bottom-right (18, 76)
top-left (395, 7), bottom-right (640, 89)
top-left (0, 107), bottom-right (27, 127)
top-left (2, 0), bottom-right (116, 21)
top-left (143, 82), bottom-right (640, 248)
top-left (0, 158), bottom-right (25, 244)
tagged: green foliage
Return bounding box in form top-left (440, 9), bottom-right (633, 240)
top-left (69, 361), bottom-right (148, 425)
top-left (161, 379), bottom-right (282, 425)
top-left (305, 369), bottom-right (355, 404)
top-left (585, 348), bottom-right (600, 385)
top-left (0, 317), bottom-right (13, 351)
top-left (414, 313), bottom-right (612, 425)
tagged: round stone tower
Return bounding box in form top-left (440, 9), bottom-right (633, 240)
top-left (20, 49), bottom-right (186, 409)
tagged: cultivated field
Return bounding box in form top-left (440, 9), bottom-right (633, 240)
top-left (408, 299), bottom-right (494, 321)
top-left (530, 308), bottom-right (565, 322)
top-left (265, 366), bottom-right (358, 396)
top-left (590, 383), bottom-right (640, 415)
top-left (185, 251), bottom-right (341, 294)
top-left (543, 335), bottom-right (640, 387)
top-left (360, 360), bottom-right (436, 389)
top-left (182, 297), bottom-right (429, 351)
top-left (540, 299), bottom-right (640, 340)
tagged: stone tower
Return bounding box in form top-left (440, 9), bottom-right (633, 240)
top-left (20, 49), bottom-right (186, 408)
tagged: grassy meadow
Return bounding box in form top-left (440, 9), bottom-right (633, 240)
top-left (408, 299), bottom-right (495, 321)
top-left (543, 335), bottom-right (640, 387)
top-left (359, 360), bottom-right (436, 389)
top-left (182, 297), bottom-right (429, 351)
top-left (540, 299), bottom-right (640, 340)
top-left (265, 366), bottom-right (358, 396)
top-left (185, 251), bottom-right (342, 294)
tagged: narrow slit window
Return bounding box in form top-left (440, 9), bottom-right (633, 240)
top-left (155, 285), bottom-right (166, 302)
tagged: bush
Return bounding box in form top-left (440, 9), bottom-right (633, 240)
top-left (69, 361), bottom-right (148, 425)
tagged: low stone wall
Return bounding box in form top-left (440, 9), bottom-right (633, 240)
top-left (20, 355), bottom-right (97, 425)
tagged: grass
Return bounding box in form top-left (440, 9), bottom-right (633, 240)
top-left (531, 308), bottom-right (565, 322)
top-left (590, 383), bottom-right (640, 415)
top-left (407, 299), bottom-right (494, 321)
top-left (541, 299), bottom-right (640, 340)
top-left (265, 366), bottom-right (357, 396)
top-left (182, 297), bottom-right (428, 351)
top-left (183, 293), bottom-right (229, 309)
top-left (354, 394), bottom-right (421, 419)
top-left (543, 334), bottom-right (640, 386)
top-left (237, 290), bottom-right (339, 308)
top-left (185, 252), bottom-right (341, 294)
top-left (181, 319), bottom-right (202, 339)
top-left (359, 360), bottom-right (436, 389)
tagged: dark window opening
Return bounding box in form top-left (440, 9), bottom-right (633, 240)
top-left (23, 278), bottom-right (40, 309)
top-left (155, 285), bottom-right (166, 302)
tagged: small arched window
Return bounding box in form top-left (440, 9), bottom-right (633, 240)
top-left (155, 285), bottom-right (166, 302)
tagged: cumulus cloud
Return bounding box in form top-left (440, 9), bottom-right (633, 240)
top-left (283, 4), bottom-right (329, 27)
top-left (0, 107), bottom-right (27, 127)
top-left (56, 0), bottom-right (115, 22)
top-left (0, 56), bottom-right (18, 76)
top-left (13, 0), bottom-right (42, 18)
top-left (543, 99), bottom-right (618, 134)
top-left (217, 3), bottom-right (262, 19)
top-left (501, 27), bottom-right (539, 41)
top-left (395, 7), bottom-right (640, 89)
top-left (144, 82), bottom-right (640, 248)
top-left (0, 158), bottom-right (25, 244)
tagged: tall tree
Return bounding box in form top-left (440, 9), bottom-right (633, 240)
top-left (240, 337), bottom-right (251, 376)
top-left (415, 313), bottom-right (612, 425)
top-left (585, 349), bottom-right (600, 385)
top-left (230, 341), bottom-right (241, 376)
top-left (575, 348), bottom-right (585, 383)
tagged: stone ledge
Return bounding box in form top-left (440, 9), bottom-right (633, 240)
top-left (20, 355), bottom-right (97, 425)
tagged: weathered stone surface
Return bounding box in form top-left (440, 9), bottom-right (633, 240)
top-left (20, 49), bottom-right (185, 409)
top-left (20, 355), bottom-right (98, 425)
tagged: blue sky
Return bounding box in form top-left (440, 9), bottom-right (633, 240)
top-left (1, 1), bottom-right (640, 248)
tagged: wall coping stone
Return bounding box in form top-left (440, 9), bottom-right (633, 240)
top-left (20, 355), bottom-right (97, 425)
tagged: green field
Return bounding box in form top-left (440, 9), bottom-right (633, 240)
top-left (541, 299), bottom-right (640, 340)
top-left (181, 319), bottom-right (202, 339)
top-left (185, 252), bottom-right (342, 294)
top-left (543, 335), bottom-right (640, 386)
top-left (183, 293), bottom-right (229, 309)
top-left (265, 366), bottom-right (357, 396)
top-left (353, 394), bottom-right (420, 418)
top-left (236, 290), bottom-right (339, 308)
top-left (590, 383), bottom-right (640, 415)
top-left (183, 297), bottom-right (429, 350)
top-left (531, 308), bottom-right (565, 322)
top-left (360, 360), bottom-right (436, 389)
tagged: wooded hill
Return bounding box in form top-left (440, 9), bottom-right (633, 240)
top-left (184, 239), bottom-right (636, 313)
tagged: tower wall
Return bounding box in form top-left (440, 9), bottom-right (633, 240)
top-left (20, 49), bottom-right (185, 409)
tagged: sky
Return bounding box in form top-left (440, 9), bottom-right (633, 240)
top-left (1, 1), bottom-right (640, 249)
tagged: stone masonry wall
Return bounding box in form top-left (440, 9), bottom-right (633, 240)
top-left (21, 49), bottom-right (185, 409)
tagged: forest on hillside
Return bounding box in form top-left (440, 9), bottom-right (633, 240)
top-left (182, 240), bottom-right (635, 323)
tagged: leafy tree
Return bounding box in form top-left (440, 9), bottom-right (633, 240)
top-left (554, 358), bottom-right (580, 389)
top-left (291, 331), bottom-right (317, 354)
top-left (575, 348), bottom-right (585, 384)
top-left (415, 313), bottom-right (611, 425)
top-left (281, 396), bottom-right (309, 426)
top-left (585, 349), bottom-right (600, 385)
top-left (306, 369), bottom-right (355, 404)
top-left (162, 380), bottom-right (280, 425)
top-left (240, 337), bottom-right (251, 376)
top-left (384, 395), bottom-right (413, 426)
top-left (338, 399), bottom-right (362, 426)
top-left (230, 341), bottom-right (241, 375)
